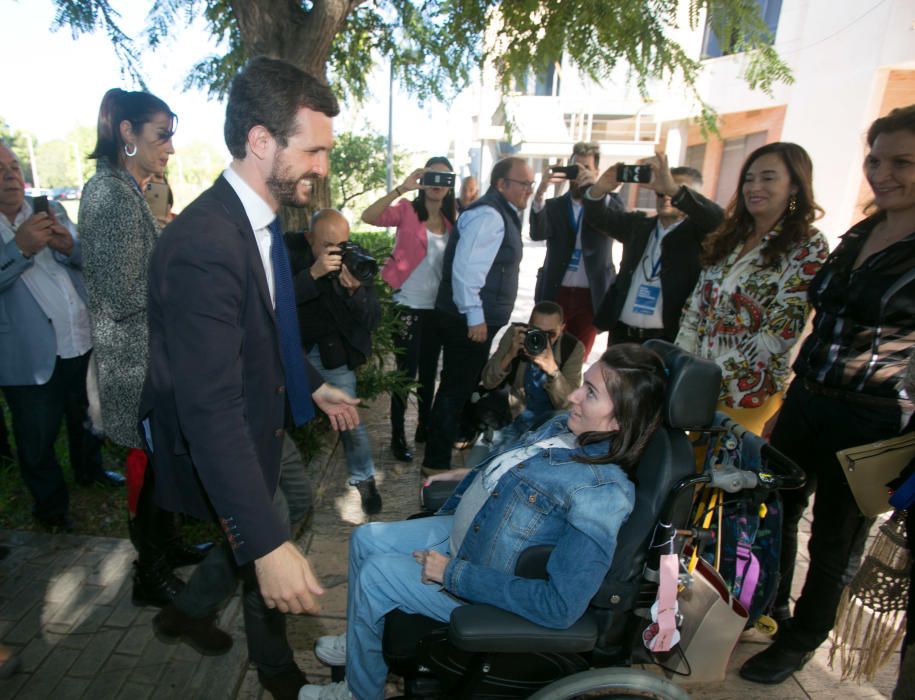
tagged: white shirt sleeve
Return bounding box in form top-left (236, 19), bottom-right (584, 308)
top-left (452, 205), bottom-right (504, 327)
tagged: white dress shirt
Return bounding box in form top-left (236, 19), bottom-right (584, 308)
top-left (0, 200), bottom-right (91, 358)
top-left (222, 166), bottom-right (277, 307)
top-left (619, 218), bottom-right (683, 329)
top-left (452, 202), bottom-right (519, 327)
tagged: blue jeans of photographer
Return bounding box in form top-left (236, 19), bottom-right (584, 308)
top-left (306, 346), bottom-right (375, 485)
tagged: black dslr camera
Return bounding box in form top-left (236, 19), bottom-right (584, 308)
top-left (331, 241), bottom-right (378, 283)
top-left (522, 327), bottom-right (549, 356)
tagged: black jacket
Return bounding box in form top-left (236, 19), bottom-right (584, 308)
top-left (583, 186), bottom-right (724, 337)
top-left (141, 175), bottom-right (324, 565)
top-left (285, 233), bottom-right (381, 370)
top-left (530, 191), bottom-right (623, 311)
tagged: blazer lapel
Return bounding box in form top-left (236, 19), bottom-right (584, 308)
top-left (211, 176), bottom-right (276, 323)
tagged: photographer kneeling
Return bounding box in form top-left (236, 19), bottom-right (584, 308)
top-left (287, 209), bottom-right (383, 515)
top-left (478, 301), bottom-right (584, 449)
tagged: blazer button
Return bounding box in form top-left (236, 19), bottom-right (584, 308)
top-left (275, 428), bottom-right (284, 438)
top-left (276, 385), bottom-right (286, 394)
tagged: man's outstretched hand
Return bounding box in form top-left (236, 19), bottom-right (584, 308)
top-left (312, 382), bottom-right (361, 431)
top-left (255, 541), bottom-right (325, 614)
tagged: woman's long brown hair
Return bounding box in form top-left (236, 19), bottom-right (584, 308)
top-left (701, 142), bottom-right (823, 268)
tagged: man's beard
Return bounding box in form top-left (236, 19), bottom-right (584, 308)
top-left (266, 158), bottom-right (315, 208)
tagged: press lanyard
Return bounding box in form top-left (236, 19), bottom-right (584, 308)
top-left (644, 222), bottom-right (663, 280)
top-left (567, 197), bottom-right (583, 234)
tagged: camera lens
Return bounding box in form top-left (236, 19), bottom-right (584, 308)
top-left (339, 242), bottom-right (378, 283)
top-left (523, 328), bottom-right (548, 356)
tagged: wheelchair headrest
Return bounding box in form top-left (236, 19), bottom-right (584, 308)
top-left (643, 339), bottom-right (721, 430)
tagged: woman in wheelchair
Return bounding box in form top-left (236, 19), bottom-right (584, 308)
top-left (299, 344), bottom-right (668, 700)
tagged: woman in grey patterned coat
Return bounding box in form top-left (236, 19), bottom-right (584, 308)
top-left (80, 88), bottom-right (204, 608)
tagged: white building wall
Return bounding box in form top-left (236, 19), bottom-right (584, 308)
top-left (691, 0), bottom-right (915, 238)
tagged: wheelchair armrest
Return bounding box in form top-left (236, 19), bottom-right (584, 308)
top-left (420, 480), bottom-right (459, 512)
top-left (448, 604), bottom-right (598, 653)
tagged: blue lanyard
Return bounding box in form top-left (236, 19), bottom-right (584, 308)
top-left (127, 172), bottom-right (144, 196)
top-left (645, 222), bottom-right (663, 280)
top-left (567, 197), bottom-right (583, 234)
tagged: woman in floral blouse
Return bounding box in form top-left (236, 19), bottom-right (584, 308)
top-left (675, 142), bottom-right (829, 433)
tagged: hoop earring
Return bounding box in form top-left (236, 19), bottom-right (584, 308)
top-left (124, 143), bottom-right (137, 158)
top-left (788, 194), bottom-right (797, 215)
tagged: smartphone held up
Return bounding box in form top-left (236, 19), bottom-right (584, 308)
top-left (422, 171), bottom-right (456, 188)
top-left (549, 165), bottom-right (580, 180)
top-left (617, 164), bottom-right (652, 184)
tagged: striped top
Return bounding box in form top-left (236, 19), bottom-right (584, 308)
top-left (793, 213), bottom-right (915, 408)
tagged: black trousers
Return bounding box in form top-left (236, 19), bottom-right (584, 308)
top-left (773, 379), bottom-right (905, 652)
top-left (172, 486), bottom-right (294, 676)
top-left (390, 306), bottom-right (440, 437)
top-left (422, 311), bottom-right (498, 470)
top-left (2, 352), bottom-right (103, 520)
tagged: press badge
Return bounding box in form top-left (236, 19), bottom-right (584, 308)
top-left (566, 248), bottom-right (582, 272)
top-left (633, 284), bottom-right (661, 315)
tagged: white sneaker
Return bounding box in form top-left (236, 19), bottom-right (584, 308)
top-left (298, 681), bottom-right (353, 700)
top-left (314, 633), bottom-right (346, 666)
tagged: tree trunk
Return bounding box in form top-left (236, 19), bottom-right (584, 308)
top-left (229, 0), bottom-right (361, 221)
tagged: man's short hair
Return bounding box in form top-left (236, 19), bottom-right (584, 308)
top-left (224, 56), bottom-right (340, 160)
top-left (572, 141), bottom-right (600, 168)
top-left (490, 157), bottom-right (527, 187)
top-left (670, 166), bottom-right (703, 186)
top-left (532, 300), bottom-right (564, 323)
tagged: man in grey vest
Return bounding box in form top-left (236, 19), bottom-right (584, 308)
top-left (422, 156), bottom-right (534, 474)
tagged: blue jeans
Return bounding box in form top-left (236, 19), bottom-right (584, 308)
top-left (306, 347), bottom-right (375, 484)
top-left (346, 516), bottom-right (461, 700)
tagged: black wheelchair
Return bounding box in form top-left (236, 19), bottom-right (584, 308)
top-left (335, 341), bottom-right (804, 699)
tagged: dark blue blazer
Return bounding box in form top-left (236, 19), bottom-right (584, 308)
top-left (140, 175), bottom-right (322, 565)
top-left (529, 192), bottom-right (623, 311)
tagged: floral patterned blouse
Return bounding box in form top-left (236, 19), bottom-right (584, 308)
top-left (675, 228), bottom-right (830, 409)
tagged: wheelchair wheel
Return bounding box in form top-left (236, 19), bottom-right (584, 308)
top-left (527, 668), bottom-right (690, 700)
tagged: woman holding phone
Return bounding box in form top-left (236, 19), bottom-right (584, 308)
top-left (361, 157), bottom-right (456, 463)
top-left (80, 88), bottom-right (203, 608)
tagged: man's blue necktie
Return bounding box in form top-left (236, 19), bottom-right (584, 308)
top-left (268, 218), bottom-right (314, 426)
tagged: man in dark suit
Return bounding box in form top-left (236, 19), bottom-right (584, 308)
top-left (579, 152), bottom-right (724, 344)
top-left (140, 57), bottom-right (359, 699)
top-left (530, 141), bottom-right (623, 357)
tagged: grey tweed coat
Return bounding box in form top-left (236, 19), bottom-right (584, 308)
top-left (79, 160), bottom-right (160, 449)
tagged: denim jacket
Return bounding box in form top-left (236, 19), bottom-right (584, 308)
top-left (440, 414), bottom-right (636, 629)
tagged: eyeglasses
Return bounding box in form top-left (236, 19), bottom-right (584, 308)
top-left (505, 178), bottom-right (535, 190)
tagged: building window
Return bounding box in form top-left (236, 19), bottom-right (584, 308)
top-left (702, 0), bottom-right (782, 59)
top-left (512, 60), bottom-right (561, 96)
top-left (714, 131), bottom-right (768, 205)
top-left (684, 144), bottom-right (707, 175)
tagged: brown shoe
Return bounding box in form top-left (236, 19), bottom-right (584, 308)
top-left (258, 664), bottom-right (307, 700)
top-left (153, 604), bottom-right (233, 656)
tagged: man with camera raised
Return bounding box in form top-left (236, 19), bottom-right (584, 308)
top-left (530, 142), bottom-right (623, 357)
top-left (479, 301), bottom-right (584, 447)
top-left (580, 151), bottom-right (724, 345)
top-left (286, 209), bottom-right (383, 515)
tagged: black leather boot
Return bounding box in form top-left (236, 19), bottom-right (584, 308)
top-left (165, 540), bottom-right (213, 568)
top-left (390, 428), bottom-right (413, 462)
top-left (132, 559), bottom-right (186, 607)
